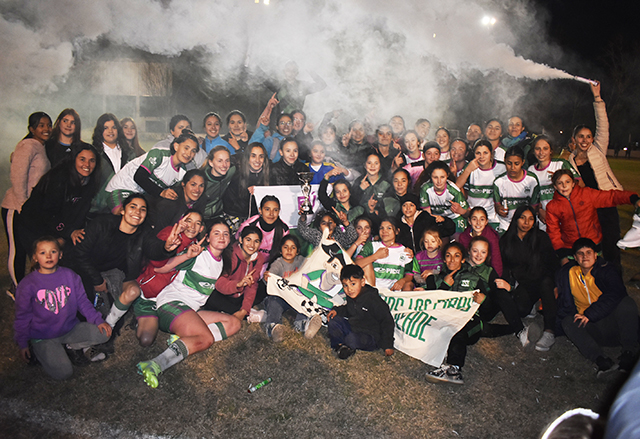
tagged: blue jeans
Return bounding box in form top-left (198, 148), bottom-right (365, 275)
top-left (264, 296), bottom-right (308, 332)
top-left (327, 316), bottom-right (377, 351)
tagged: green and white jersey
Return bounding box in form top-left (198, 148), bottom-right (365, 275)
top-left (463, 161), bottom-right (506, 227)
top-left (106, 149), bottom-right (185, 194)
top-left (494, 145), bottom-right (508, 163)
top-left (155, 249), bottom-right (223, 311)
top-left (358, 241), bottom-right (413, 289)
top-left (439, 150), bottom-right (451, 165)
top-left (492, 170), bottom-right (540, 233)
top-left (528, 159), bottom-right (578, 231)
top-left (419, 180), bottom-right (469, 232)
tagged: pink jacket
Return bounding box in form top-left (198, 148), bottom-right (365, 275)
top-left (214, 243), bottom-right (265, 314)
top-left (2, 139), bottom-right (51, 212)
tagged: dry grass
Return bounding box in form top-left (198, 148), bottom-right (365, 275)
top-left (1, 158), bottom-right (639, 439)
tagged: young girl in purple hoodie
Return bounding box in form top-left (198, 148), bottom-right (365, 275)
top-left (14, 237), bottom-right (112, 380)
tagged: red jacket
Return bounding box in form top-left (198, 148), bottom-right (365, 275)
top-left (546, 185), bottom-right (635, 253)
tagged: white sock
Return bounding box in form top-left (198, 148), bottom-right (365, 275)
top-left (105, 297), bottom-right (129, 327)
top-left (153, 339), bottom-right (189, 372)
top-left (208, 322), bottom-right (227, 342)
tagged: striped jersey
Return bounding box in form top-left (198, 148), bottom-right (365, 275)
top-left (358, 241), bottom-right (413, 289)
top-left (419, 180), bottom-right (469, 232)
top-left (463, 161), bottom-right (506, 227)
top-left (106, 149), bottom-right (185, 194)
top-left (155, 249), bottom-right (223, 311)
top-left (492, 170), bottom-right (540, 233)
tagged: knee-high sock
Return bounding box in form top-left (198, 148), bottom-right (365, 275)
top-left (105, 296), bottom-right (131, 327)
top-left (153, 339), bottom-right (189, 372)
top-left (208, 322), bottom-right (227, 342)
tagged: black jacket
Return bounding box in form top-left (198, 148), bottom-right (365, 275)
top-left (333, 285), bottom-right (395, 350)
top-left (269, 159), bottom-right (308, 186)
top-left (64, 214), bottom-right (174, 286)
top-left (397, 211), bottom-right (456, 254)
top-left (149, 184), bottom-right (209, 231)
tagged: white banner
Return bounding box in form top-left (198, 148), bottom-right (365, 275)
top-left (266, 230), bottom-right (479, 366)
top-left (379, 288), bottom-right (479, 367)
top-left (253, 185), bottom-right (322, 228)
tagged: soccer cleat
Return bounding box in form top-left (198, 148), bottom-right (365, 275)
top-left (304, 314), bottom-right (323, 340)
top-left (137, 360), bottom-right (162, 388)
top-left (516, 324), bottom-right (530, 348)
top-left (426, 364), bottom-right (464, 385)
top-left (65, 346), bottom-right (91, 367)
top-left (535, 331), bottom-right (555, 352)
top-left (166, 334), bottom-right (180, 346)
top-left (337, 344), bottom-right (355, 360)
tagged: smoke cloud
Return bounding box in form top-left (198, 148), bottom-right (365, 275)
top-left (0, 0), bottom-right (577, 146)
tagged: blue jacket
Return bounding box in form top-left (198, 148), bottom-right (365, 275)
top-left (555, 258), bottom-right (628, 335)
top-left (249, 124), bottom-right (285, 162)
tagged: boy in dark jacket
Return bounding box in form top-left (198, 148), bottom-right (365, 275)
top-left (327, 264), bottom-right (395, 359)
top-left (556, 238), bottom-right (639, 376)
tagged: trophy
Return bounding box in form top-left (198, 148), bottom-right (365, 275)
top-left (297, 172), bottom-right (315, 215)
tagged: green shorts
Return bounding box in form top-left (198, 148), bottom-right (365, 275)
top-left (157, 301), bottom-right (192, 333)
top-left (107, 189), bottom-right (134, 212)
top-left (133, 297), bottom-right (158, 319)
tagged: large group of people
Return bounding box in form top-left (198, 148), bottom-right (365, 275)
top-left (6, 80), bottom-right (640, 393)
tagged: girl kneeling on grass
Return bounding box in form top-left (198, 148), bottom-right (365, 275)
top-left (14, 237), bottom-right (112, 380)
top-left (136, 220), bottom-right (241, 388)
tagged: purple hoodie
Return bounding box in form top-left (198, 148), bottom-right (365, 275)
top-left (14, 267), bottom-right (105, 349)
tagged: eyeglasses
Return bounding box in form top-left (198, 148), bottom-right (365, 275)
top-left (378, 132), bottom-right (392, 136)
top-left (320, 220), bottom-right (335, 226)
top-left (279, 121), bottom-right (292, 127)
top-left (293, 118), bottom-right (305, 123)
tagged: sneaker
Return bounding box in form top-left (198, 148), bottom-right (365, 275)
top-left (617, 214), bottom-right (640, 249)
top-left (426, 364), bottom-right (464, 385)
top-left (596, 356), bottom-right (618, 378)
top-left (516, 324), bottom-right (530, 348)
top-left (535, 331), bottom-right (555, 352)
top-left (304, 314), bottom-right (323, 340)
top-left (270, 324), bottom-right (285, 343)
top-left (65, 346), bottom-right (91, 367)
top-left (247, 308), bottom-right (267, 323)
top-left (137, 360), bottom-right (162, 388)
top-left (526, 302), bottom-right (539, 319)
top-left (618, 350), bottom-right (637, 373)
top-left (337, 344), bottom-right (355, 360)
top-left (83, 347), bottom-right (107, 362)
top-left (166, 334), bottom-right (180, 346)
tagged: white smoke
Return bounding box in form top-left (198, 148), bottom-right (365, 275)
top-left (0, 0), bottom-right (579, 145)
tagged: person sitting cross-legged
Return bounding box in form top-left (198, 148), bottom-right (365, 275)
top-left (556, 238), bottom-right (639, 377)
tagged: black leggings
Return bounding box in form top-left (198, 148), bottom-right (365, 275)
top-left (511, 276), bottom-right (556, 332)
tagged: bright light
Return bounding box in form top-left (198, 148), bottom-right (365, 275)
top-left (482, 16), bottom-right (496, 26)
top-left (433, 33), bottom-right (436, 38)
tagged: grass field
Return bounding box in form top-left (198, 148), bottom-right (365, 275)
top-left (0, 159), bottom-right (639, 439)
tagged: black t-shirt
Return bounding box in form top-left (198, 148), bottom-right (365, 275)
top-left (577, 162), bottom-right (598, 189)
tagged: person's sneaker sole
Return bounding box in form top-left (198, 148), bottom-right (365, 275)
top-left (425, 372), bottom-right (464, 385)
top-left (304, 314), bottom-right (323, 339)
top-left (271, 324), bottom-right (285, 343)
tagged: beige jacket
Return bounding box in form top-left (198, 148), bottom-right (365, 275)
top-left (569, 101), bottom-right (623, 191)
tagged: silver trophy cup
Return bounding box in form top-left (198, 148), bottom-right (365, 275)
top-left (297, 172), bottom-right (316, 215)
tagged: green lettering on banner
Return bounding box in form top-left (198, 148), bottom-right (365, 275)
top-left (435, 298), bottom-right (448, 309)
top-left (394, 312), bottom-right (407, 329)
top-left (408, 312), bottom-right (429, 338)
top-left (446, 297), bottom-right (457, 309)
top-left (393, 297), bottom-right (405, 311)
top-left (418, 315), bottom-right (438, 341)
top-left (401, 311), bottom-right (419, 333)
top-left (457, 297), bottom-right (472, 312)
